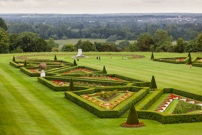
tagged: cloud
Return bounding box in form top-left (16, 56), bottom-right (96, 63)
top-left (0, 0), bottom-right (202, 14)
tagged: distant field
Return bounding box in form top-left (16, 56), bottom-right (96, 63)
top-left (55, 39), bottom-right (136, 49)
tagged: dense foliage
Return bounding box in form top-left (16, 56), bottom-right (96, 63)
top-left (2, 15), bottom-right (202, 53)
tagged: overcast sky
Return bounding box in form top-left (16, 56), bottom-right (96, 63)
top-left (0, 0), bottom-right (202, 14)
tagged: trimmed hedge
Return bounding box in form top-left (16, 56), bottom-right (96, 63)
top-left (137, 110), bottom-right (202, 124)
top-left (65, 87), bottom-right (149, 118)
top-left (44, 76), bottom-right (126, 86)
top-left (20, 67), bottom-right (56, 77)
top-left (153, 57), bottom-right (188, 64)
top-left (38, 77), bottom-right (88, 91)
top-left (136, 88), bottom-right (164, 110)
top-left (10, 61), bottom-right (23, 68)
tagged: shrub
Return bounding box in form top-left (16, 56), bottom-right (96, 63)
top-left (149, 75), bottom-right (157, 89)
top-left (126, 103), bottom-right (139, 124)
top-left (187, 56), bottom-right (192, 65)
top-left (102, 65), bottom-right (107, 74)
top-left (68, 78), bottom-right (75, 91)
top-left (99, 90), bottom-right (117, 99)
top-left (73, 59), bottom-right (77, 66)
top-left (24, 60), bottom-right (27, 67)
top-left (173, 100), bottom-right (201, 114)
top-left (54, 55), bottom-right (57, 61)
top-left (13, 56), bottom-right (15, 62)
top-left (151, 52), bottom-right (154, 59)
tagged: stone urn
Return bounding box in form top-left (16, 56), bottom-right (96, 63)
top-left (39, 63), bottom-right (47, 70)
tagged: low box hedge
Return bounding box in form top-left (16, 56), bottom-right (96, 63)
top-left (65, 87), bottom-right (149, 118)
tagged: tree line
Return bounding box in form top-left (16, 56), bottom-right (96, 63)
top-left (1, 17), bottom-right (202, 53)
top-left (7, 22), bottom-right (202, 41)
top-left (0, 18), bottom-right (56, 53)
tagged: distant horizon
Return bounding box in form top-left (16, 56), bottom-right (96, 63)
top-left (1, 0), bottom-right (202, 15)
top-left (1, 12), bottom-right (202, 15)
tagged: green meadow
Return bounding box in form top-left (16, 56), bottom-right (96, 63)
top-left (1, 52), bottom-right (202, 135)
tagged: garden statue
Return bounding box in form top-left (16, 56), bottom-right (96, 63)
top-left (39, 63), bottom-right (47, 77)
top-left (73, 49), bottom-right (88, 58)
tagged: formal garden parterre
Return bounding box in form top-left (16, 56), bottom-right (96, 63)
top-left (10, 55), bottom-right (202, 126)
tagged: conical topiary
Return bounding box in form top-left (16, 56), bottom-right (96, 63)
top-left (102, 66), bottom-right (107, 74)
top-left (126, 103), bottom-right (139, 124)
top-left (150, 75), bottom-right (157, 89)
top-left (151, 52), bottom-right (154, 59)
top-left (13, 56), bottom-right (15, 62)
top-left (187, 56), bottom-right (192, 65)
top-left (54, 55), bottom-right (57, 61)
top-left (24, 60), bottom-right (27, 67)
top-left (73, 59), bottom-right (77, 66)
top-left (188, 52), bottom-right (191, 57)
top-left (68, 78), bottom-right (75, 91)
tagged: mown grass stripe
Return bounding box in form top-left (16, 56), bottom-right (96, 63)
top-left (0, 68), bottom-right (63, 135)
top-left (1, 63), bottom-right (84, 135)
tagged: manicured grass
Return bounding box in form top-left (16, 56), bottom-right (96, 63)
top-left (164, 100), bottom-right (180, 114)
top-left (148, 94), bottom-right (170, 111)
top-left (1, 52), bottom-right (202, 135)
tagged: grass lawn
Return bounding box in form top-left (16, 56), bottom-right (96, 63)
top-left (1, 52), bottom-right (202, 135)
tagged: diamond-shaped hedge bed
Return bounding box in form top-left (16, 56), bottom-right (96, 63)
top-left (10, 58), bottom-right (202, 124)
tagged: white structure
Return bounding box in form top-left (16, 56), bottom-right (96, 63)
top-left (40, 70), bottom-right (46, 77)
top-left (73, 49), bottom-right (88, 58)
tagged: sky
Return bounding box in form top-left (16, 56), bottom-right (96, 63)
top-left (0, 0), bottom-right (202, 14)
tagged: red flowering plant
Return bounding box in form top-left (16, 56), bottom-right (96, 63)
top-left (80, 90), bottom-right (135, 110)
top-left (62, 68), bottom-right (92, 74)
top-left (51, 80), bottom-right (107, 87)
top-left (29, 69), bottom-right (40, 73)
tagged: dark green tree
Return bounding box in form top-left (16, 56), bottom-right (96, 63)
top-left (13, 56), bottom-right (15, 62)
top-left (73, 59), bottom-right (77, 66)
top-left (188, 52), bottom-right (191, 57)
top-left (68, 78), bottom-right (75, 91)
top-left (0, 28), bottom-right (9, 53)
top-left (62, 44), bottom-right (75, 52)
top-left (137, 33), bottom-right (153, 51)
top-left (126, 103), bottom-right (139, 124)
top-left (187, 56), bottom-right (192, 65)
top-left (152, 30), bottom-right (173, 52)
top-left (151, 52), bottom-right (154, 59)
top-left (24, 60), bottom-right (27, 67)
top-left (0, 18), bottom-right (8, 31)
top-left (150, 76), bottom-right (157, 89)
top-left (173, 38), bottom-right (184, 53)
top-left (102, 66), bottom-right (107, 74)
top-left (54, 55), bottom-right (57, 61)
top-left (196, 31), bottom-right (202, 51)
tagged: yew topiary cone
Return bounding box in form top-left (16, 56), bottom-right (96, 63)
top-left (188, 52), bottom-right (191, 57)
top-left (102, 65), bottom-right (107, 74)
top-left (68, 78), bottom-right (75, 91)
top-left (54, 55), bottom-right (57, 61)
top-left (126, 103), bottom-right (139, 124)
top-left (73, 59), bottom-right (77, 66)
top-left (13, 56), bottom-right (15, 62)
top-left (24, 60), bottom-right (27, 67)
top-left (150, 75), bottom-right (157, 89)
top-left (187, 56), bottom-right (192, 65)
top-left (151, 52), bottom-right (154, 59)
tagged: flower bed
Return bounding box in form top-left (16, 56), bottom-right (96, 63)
top-left (155, 94), bottom-right (202, 113)
top-left (62, 68), bottom-right (92, 74)
top-left (52, 80), bottom-right (107, 87)
top-left (80, 90), bottom-right (135, 110)
top-left (29, 69), bottom-right (40, 73)
top-left (120, 122), bottom-right (145, 128)
top-left (80, 75), bottom-right (124, 81)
